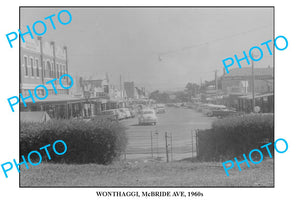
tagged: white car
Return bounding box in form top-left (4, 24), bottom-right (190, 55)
top-left (138, 108), bottom-right (158, 125)
top-left (116, 109), bottom-right (127, 120)
top-left (156, 104), bottom-right (166, 114)
top-left (119, 108), bottom-right (131, 119)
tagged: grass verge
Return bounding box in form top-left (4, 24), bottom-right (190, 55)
top-left (20, 159), bottom-right (273, 187)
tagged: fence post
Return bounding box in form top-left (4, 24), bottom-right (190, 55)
top-left (170, 132), bottom-right (173, 161)
top-left (165, 132), bottom-right (169, 163)
top-left (195, 129), bottom-right (199, 159)
top-left (155, 130), bottom-right (159, 158)
top-left (150, 131), bottom-right (153, 158)
top-left (191, 129), bottom-right (194, 159)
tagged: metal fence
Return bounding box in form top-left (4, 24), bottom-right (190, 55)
top-left (123, 128), bottom-right (198, 162)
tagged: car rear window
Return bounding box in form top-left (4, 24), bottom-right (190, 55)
top-left (101, 111), bottom-right (114, 115)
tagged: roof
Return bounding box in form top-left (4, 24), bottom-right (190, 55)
top-left (24, 95), bottom-right (109, 104)
top-left (239, 93), bottom-right (274, 99)
top-left (223, 67), bottom-right (274, 78)
top-left (21, 111), bottom-right (51, 123)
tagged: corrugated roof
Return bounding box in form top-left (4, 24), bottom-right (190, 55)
top-left (224, 67), bottom-right (273, 77)
top-left (22, 95), bottom-right (109, 104)
top-left (238, 93), bottom-right (274, 99)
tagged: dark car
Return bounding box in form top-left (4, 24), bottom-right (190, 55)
top-left (92, 109), bottom-right (119, 121)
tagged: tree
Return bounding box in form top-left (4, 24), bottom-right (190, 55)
top-left (174, 91), bottom-right (190, 102)
top-left (149, 90), bottom-right (160, 100)
top-left (149, 90), bottom-right (171, 103)
top-left (185, 82), bottom-right (200, 97)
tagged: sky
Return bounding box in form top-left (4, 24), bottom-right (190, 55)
top-left (20, 7), bottom-right (273, 92)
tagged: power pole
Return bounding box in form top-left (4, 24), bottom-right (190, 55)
top-left (165, 132), bottom-right (169, 163)
top-left (214, 70), bottom-right (218, 103)
top-left (251, 54), bottom-right (255, 112)
top-left (119, 75), bottom-right (122, 92)
top-left (199, 77), bottom-right (202, 94)
top-left (214, 70), bottom-right (218, 91)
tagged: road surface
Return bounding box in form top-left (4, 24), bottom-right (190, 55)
top-left (119, 106), bottom-right (217, 161)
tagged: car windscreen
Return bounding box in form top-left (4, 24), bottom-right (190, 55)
top-left (142, 111), bottom-right (153, 114)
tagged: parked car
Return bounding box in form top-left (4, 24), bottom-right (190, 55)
top-left (119, 108), bottom-right (132, 119)
top-left (138, 108), bottom-right (158, 125)
top-left (93, 109), bottom-right (119, 121)
top-left (116, 109), bottom-right (127, 120)
top-left (196, 103), bottom-right (210, 112)
top-left (201, 104), bottom-right (237, 117)
top-left (156, 104), bottom-right (166, 113)
top-left (202, 104), bottom-right (227, 116)
top-left (129, 108), bottom-right (136, 118)
top-left (211, 108), bottom-right (237, 118)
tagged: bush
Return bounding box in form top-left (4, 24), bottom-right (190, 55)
top-left (196, 113), bottom-right (274, 161)
top-left (20, 119), bottom-right (128, 164)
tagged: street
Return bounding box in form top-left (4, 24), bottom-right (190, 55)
top-left (120, 106), bottom-right (217, 161)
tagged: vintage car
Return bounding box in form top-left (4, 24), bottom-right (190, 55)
top-left (155, 104), bottom-right (166, 114)
top-left (115, 109), bottom-right (127, 120)
top-left (119, 108), bottom-right (132, 119)
top-left (210, 108), bottom-right (237, 118)
top-left (89, 110), bottom-right (118, 122)
top-left (94, 109), bottom-right (119, 121)
top-left (138, 108), bottom-right (158, 125)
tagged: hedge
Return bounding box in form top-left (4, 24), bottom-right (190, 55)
top-left (196, 113), bottom-right (274, 161)
top-left (20, 119), bottom-right (128, 164)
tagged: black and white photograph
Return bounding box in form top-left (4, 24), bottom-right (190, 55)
top-left (18, 7), bottom-right (275, 187)
top-left (2, 0), bottom-right (300, 212)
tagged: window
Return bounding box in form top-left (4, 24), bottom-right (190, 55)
top-left (60, 64), bottom-right (62, 77)
top-left (62, 65), bottom-right (65, 78)
top-left (63, 65), bottom-right (67, 79)
top-left (51, 62), bottom-right (54, 77)
top-left (56, 64), bottom-right (59, 78)
top-left (24, 56), bottom-right (28, 76)
top-left (46, 61), bottom-right (52, 78)
top-left (35, 59), bottom-right (39, 77)
top-left (43, 61), bottom-right (46, 76)
top-left (30, 58), bottom-right (34, 77)
top-left (60, 64), bottom-right (62, 78)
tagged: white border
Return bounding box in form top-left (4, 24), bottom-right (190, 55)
top-left (0, 1), bottom-right (299, 212)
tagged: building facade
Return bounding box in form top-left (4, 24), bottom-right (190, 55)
top-left (221, 67), bottom-right (273, 95)
top-left (220, 66), bottom-right (274, 112)
top-left (124, 81), bottom-right (135, 99)
top-left (20, 37), bottom-right (70, 97)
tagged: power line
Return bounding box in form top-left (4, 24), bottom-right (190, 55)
top-left (158, 24), bottom-right (271, 58)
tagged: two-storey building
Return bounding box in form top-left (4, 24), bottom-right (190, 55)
top-left (20, 36), bottom-right (70, 97)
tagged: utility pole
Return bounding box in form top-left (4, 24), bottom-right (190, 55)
top-left (214, 70), bottom-right (218, 91)
top-left (214, 70), bottom-right (218, 103)
top-left (199, 77), bottom-right (202, 94)
top-left (119, 75), bottom-right (122, 92)
top-left (251, 54), bottom-right (255, 112)
top-left (165, 132), bottom-right (169, 163)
